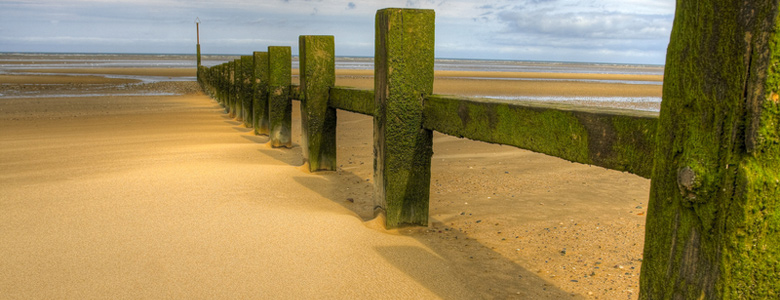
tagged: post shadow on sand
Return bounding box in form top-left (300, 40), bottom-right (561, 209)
top-left (222, 119), bottom-right (242, 126)
top-left (292, 172), bottom-right (375, 221)
top-left (241, 134), bottom-right (268, 144)
top-left (291, 169), bottom-right (578, 299)
top-left (231, 126), bottom-right (253, 133)
top-left (235, 128), bottom-right (305, 166)
top-left (374, 245), bottom-right (580, 299)
top-left (257, 146), bottom-right (305, 167)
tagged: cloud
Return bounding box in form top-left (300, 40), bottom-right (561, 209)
top-left (463, 0), bottom-right (674, 63)
top-left (0, 0), bottom-right (675, 64)
top-left (496, 10), bottom-right (672, 40)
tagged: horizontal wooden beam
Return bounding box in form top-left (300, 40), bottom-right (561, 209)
top-left (290, 85), bottom-right (374, 117)
top-left (422, 95), bottom-right (658, 178)
top-left (329, 87), bottom-right (374, 116)
top-left (292, 85), bottom-right (658, 178)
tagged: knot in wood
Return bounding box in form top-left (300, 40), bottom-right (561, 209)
top-left (677, 166), bottom-right (698, 200)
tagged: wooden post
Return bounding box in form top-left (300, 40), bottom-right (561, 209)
top-left (373, 8), bottom-right (435, 228)
top-left (268, 46), bottom-right (292, 148)
top-left (196, 44), bottom-right (201, 79)
top-left (640, 1), bottom-right (780, 299)
top-left (241, 55), bottom-right (253, 127)
top-left (219, 64), bottom-right (227, 110)
top-left (234, 59), bottom-right (245, 122)
top-left (253, 51), bottom-right (270, 136)
top-left (195, 18), bottom-right (200, 70)
top-left (196, 46), bottom-right (201, 69)
top-left (195, 18), bottom-right (201, 69)
top-left (219, 64), bottom-right (226, 108)
top-left (228, 60), bottom-right (237, 118)
top-left (299, 35), bottom-right (336, 171)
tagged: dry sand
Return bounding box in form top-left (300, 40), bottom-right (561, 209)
top-left (0, 67), bottom-right (651, 299)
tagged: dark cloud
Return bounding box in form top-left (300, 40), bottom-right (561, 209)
top-left (347, 2), bottom-right (356, 9)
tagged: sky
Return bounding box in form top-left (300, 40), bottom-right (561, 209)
top-left (0, 0), bottom-right (676, 65)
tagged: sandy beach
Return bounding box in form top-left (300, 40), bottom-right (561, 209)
top-left (0, 65), bottom-right (652, 299)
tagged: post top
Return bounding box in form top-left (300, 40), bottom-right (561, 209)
top-left (377, 7), bottom-right (434, 13)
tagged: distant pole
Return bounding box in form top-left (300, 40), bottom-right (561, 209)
top-left (195, 17), bottom-right (201, 68)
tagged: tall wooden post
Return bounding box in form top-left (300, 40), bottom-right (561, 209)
top-left (253, 51), bottom-right (270, 136)
top-left (373, 8), bottom-right (435, 228)
top-left (240, 55), bottom-right (253, 127)
top-left (268, 46), bottom-right (292, 148)
top-left (195, 18), bottom-right (201, 69)
top-left (640, 1), bottom-right (780, 299)
top-left (299, 35), bottom-right (336, 171)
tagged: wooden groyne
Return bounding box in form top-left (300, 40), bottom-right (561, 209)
top-left (197, 4), bottom-right (779, 298)
top-left (197, 8), bottom-right (657, 227)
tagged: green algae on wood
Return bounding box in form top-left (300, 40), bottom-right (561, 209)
top-left (196, 44), bottom-right (201, 69)
top-left (234, 57), bottom-right (246, 122)
top-left (373, 8), bottom-right (435, 228)
top-left (219, 64), bottom-right (228, 110)
top-left (228, 60), bottom-right (237, 118)
top-left (253, 51), bottom-right (270, 136)
top-left (268, 46), bottom-right (292, 148)
top-left (221, 63), bottom-right (229, 111)
top-left (639, 1), bottom-right (780, 299)
top-left (329, 87), bottom-right (374, 116)
top-left (289, 84), bottom-right (302, 101)
top-left (299, 35), bottom-right (337, 171)
top-left (422, 96), bottom-right (657, 178)
top-left (240, 55), bottom-right (254, 127)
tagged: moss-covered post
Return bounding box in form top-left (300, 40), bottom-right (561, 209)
top-left (373, 8), bottom-right (435, 228)
top-left (268, 46), bottom-right (292, 148)
top-left (253, 51), bottom-right (270, 136)
top-left (228, 60), bottom-right (237, 118)
top-left (240, 55), bottom-right (253, 127)
top-left (235, 58), bottom-right (246, 122)
top-left (639, 1), bottom-right (780, 299)
top-left (216, 64), bottom-right (225, 109)
top-left (196, 45), bottom-right (201, 70)
top-left (223, 63), bottom-right (230, 112)
top-left (299, 35), bottom-right (336, 171)
top-left (218, 64), bottom-right (227, 108)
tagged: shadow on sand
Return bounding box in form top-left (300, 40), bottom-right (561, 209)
top-left (291, 157), bottom-right (580, 299)
top-left (215, 101), bottom-right (580, 299)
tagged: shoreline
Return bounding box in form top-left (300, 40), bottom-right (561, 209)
top-left (3, 67), bottom-right (663, 112)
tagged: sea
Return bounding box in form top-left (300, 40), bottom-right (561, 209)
top-left (0, 53), bottom-right (664, 111)
top-left (0, 52), bottom-right (663, 74)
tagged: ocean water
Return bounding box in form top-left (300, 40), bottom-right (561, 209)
top-left (0, 52), bottom-right (664, 75)
top-left (0, 53), bottom-right (663, 111)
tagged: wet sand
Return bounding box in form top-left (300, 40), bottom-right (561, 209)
top-left (330, 69), bottom-right (662, 112)
top-left (0, 67), bottom-right (651, 299)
